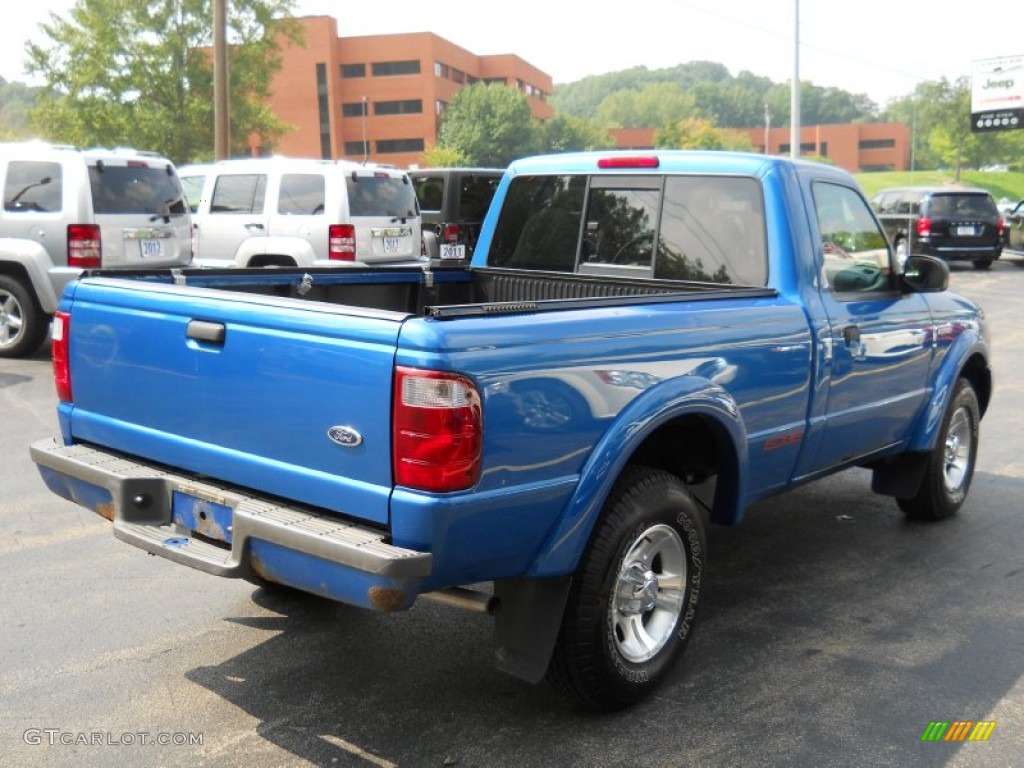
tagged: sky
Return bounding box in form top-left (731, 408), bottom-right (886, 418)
top-left (2, 0), bottom-right (1020, 109)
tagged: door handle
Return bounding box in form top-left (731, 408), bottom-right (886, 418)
top-left (244, 222), bottom-right (265, 231)
top-left (842, 325), bottom-right (866, 360)
top-left (186, 320), bottom-right (226, 345)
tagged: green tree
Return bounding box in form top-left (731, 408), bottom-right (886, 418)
top-left (436, 83), bottom-right (541, 166)
top-left (0, 77), bottom-right (39, 139)
top-left (540, 114), bottom-right (614, 153)
top-left (596, 82), bottom-right (697, 129)
top-left (24, 0), bottom-right (299, 163)
top-left (656, 116), bottom-right (753, 151)
top-left (885, 76), bottom-right (1024, 173)
top-left (420, 144), bottom-right (468, 168)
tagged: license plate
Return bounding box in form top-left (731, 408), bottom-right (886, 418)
top-left (383, 236), bottom-right (407, 254)
top-left (440, 243), bottom-right (467, 260)
top-left (140, 239), bottom-right (165, 258)
top-left (956, 226), bottom-right (977, 236)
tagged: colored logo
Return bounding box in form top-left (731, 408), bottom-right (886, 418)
top-left (920, 721), bottom-right (997, 742)
top-left (327, 425), bottom-right (363, 448)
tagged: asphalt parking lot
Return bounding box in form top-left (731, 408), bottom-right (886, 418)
top-left (1, 261), bottom-right (1021, 767)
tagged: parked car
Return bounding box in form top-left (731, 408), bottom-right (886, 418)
top-left (869, 186), bottom-right (1004, 270)
top-left (1001, 199), bottom-right (1024, 260)
top-left (410, 167), bottom-right (503, 260)
top-left (0, 141), bottom-right (192, 358)
top-left (179, 157), bottom-right (422, 268)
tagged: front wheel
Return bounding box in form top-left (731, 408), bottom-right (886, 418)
top-left (547, 466), bottom-right (706, 710)
top-left (898, 378), bottom-right (980, 521)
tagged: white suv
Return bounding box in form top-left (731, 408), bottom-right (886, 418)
top-left (178, 157), bottom-right (422, 268)
top-left (0, 142), bottom-right (192, 357)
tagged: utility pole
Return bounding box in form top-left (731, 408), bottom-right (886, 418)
top-left (214, 0), bottom-right (230, 160)
top-left (361, 95), bottom-right (369, 164)
top-left (790, 0), bottom-right (801, 159)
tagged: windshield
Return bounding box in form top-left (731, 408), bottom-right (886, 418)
top-left (89, 164), bottom-right (188, 215)
top-left (346, 174), bottom-right (418, 218)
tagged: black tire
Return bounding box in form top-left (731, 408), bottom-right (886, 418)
top-left (0, 274), bottom-right (49, 359)
top-left (547, 465), bottom-right (706, 710)
top-left (898, 378), bottom-right (980, 521)
top-left (971, 259), bottom-right (993, 271)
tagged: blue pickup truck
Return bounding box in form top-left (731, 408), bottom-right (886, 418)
top-left (30, 151), bottom-right (991, 710)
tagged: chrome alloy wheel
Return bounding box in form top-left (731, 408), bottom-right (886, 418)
top-left (943, 406), bottom-right (973, 494)
top-left (610, 523), bottom-right (687, 663)
top-left (0, 287), bottom-right (26, 350)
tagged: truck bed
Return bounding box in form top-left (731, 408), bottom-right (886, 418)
top-left (104, 264), bottom-right (775, 319)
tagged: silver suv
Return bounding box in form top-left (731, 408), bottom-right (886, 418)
top-left (178, 157), bottom-right (422, 268)
top-left (0, 142), bottom-right (192, 357)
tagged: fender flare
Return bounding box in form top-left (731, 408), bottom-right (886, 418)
top-left (0, 237), bottom-right (62, 313)
top-left (908, 329), bottom-right (989, 453)
top-left (233, 237), bottom-right (317, 268)
top-left (526, 377), bottom-right (748, 578)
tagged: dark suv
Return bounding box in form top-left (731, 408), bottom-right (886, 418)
top-left (870, 186), bottom-right (1003, 270)
top-left (410, 168), bottom-right (503, 261)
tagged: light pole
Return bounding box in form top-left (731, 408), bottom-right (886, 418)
top-left (790, 0), bottom-right (800, 159)
top-left (213, 0), bottom-right (229, 160)
top-left (361, 95), bottom-right (369, 164)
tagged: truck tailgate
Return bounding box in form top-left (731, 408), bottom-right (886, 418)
top-left (63, 278), bottom-right (406, 526)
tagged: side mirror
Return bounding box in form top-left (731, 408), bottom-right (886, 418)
top-left (901, 255), bottom-right (949, 293)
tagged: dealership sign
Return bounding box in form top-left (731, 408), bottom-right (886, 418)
top-left (971, 56), bottom-right (1023, 132)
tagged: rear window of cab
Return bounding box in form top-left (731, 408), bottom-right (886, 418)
top-left (487, 174), bottom-right (767, 285)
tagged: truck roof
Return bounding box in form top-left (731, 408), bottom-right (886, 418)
top-left (505, 150), bottom-right (855, 183)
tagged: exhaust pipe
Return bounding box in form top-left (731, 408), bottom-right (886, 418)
top-left (419, 587), bottom-right (497, 614)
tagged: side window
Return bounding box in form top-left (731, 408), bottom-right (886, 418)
top-left (413, 175), bottom-right (444, 212)
top-left (656, 176), bottom-right (767, 284)
top-left (4, 161), bottom-right (63, 213)
top-left (278, 174), bottom-right (325, 215)
top-left (814, 182), bottom-right (892, 294)
top-left (459, 175), bottom-right (500, 220)
top-left (487, 174), bottom-right (586, 272)
top-left (210, 174), bottom-right (267, 214)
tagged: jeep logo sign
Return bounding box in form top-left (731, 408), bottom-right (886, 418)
top-left (971, 55), bottom-right (1024, 133)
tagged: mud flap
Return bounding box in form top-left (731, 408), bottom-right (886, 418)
top-left (870, 452), bottom-right (929, 498)
top-left (493, 576), bottom-right (572, 683)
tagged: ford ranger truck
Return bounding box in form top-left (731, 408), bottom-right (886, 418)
top-left (30, 151), bottom-right (991, 710)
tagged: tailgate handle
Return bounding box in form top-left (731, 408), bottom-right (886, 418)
top-left (187, 320), bottom-right (226, 345)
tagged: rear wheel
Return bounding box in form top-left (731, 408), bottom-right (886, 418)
top-left (547, 466), bottom-right (706, 710)
top-left (898, 378), bottom-right (979, 521)
top-left (971, 259), bottom-right (993, 271)
top-left (0, 275), bottom-right (49, 359)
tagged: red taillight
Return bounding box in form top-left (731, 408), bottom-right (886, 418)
top-left (916, 216), bottom-right (931, 238)
top-left (393, 367), bottom-right (482, 493)
top-left (52, 311), bottom-right (72, 402)
top-left (442, 223), bottom-right (460, 243)
top-left (998, 218), bottom-right (1005, 237)
top-left (597, 155), bottom-right (660, 169)
top-left (68, 224), bottom-right (101, 268)
top-left (329, 224), bottom-right (356, 260)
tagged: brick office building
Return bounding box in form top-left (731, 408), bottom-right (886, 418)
top-left (608, 123), bottom-right (912, 173)
top-left (256, 16), bottom-right (554, 168)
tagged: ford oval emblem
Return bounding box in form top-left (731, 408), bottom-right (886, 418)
top-left (327, 426), bottom-right (363, 448)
